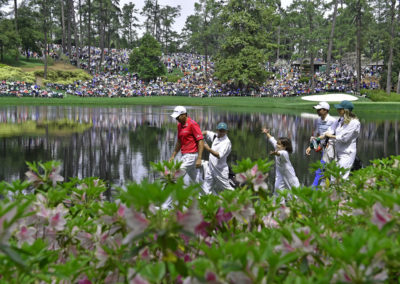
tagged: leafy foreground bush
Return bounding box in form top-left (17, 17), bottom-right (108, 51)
top-left (0, 157), bottom-right (400, 283)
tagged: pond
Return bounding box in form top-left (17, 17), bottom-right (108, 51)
top-left (0, 105), bottom-right (398, 188)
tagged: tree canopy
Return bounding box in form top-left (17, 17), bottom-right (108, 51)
top-left (129, 33), bottom-right (166, 82)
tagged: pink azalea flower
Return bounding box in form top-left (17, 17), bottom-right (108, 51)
top-left (122, 209), bottom-right (149, 244)
top-left (0, 207), bottom-right (17, 242)
top-left (16, 224), bottom-right (36, 246)
top-left (128, 269), bottom-right (150, 284)
top-left (253, 172), bottom-right (268, 192)
top-left (131, 275), bottom-right (150, 284)
top-left (226, 271), bottom-right (252, 284)
top-left (278, 204), bottom-right (290, 221)
top-left (177, 200), bottom-right (203, 234)
top-left (195, 221), bottom-right (210, 237)
top-left (164, 166), bottom-right (170, 176)
top-left (45, 227), bottom-right (59, 250)
top-left (205, 271), bottom-right (217, 282)
top-left (215, 207), bottom-right (232, 227)
top-left (49, 212), bottom-right (67, 231)
top-left (371, 202), bottom-right (392, 230)
top-left (250, 164), bottom-right (259, 177)
top-left (95, 245), bottom-right (108, 268)
top-left (48, 165), bottom-right (64, 187)
top-left (140, 247), bottom-right (150, 260)
top-left (275, 227), bottom-right (314, 254)
top-left (74, 229), bottom-right (94, 250)
top-left (78, 277), bottom-right (92, 284)
top-left (232, 204), bottom-right (255, 224)
top-left (49, 204), bottom-right (68, 231)
top-left (117, 204), bottom-right (126, 218)
top-left (235, 172), bottom-right (247, 184)
top-left (262, 213), bottom-right (279, 229)
top-left (25, 170), bottom-right (43, 187)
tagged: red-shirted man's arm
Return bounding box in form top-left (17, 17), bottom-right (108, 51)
top-left (195, 139), bottom-right (204, 168)
top-left (169, 140), bottom-right (181, 162)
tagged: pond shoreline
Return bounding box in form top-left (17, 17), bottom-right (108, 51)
top-left (0, 95), bottom-right (400, 113)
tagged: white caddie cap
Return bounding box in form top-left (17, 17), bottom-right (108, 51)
top-left (170, 106), bottom-right (187, 118)
top-left (313, 101), bottom-right (330, 110)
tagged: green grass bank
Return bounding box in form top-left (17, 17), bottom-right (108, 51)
top-left (0, 95), bottom-right (399, 118)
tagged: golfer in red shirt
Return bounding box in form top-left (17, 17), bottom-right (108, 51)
top-left (169, 106), bottom-right (204, 184)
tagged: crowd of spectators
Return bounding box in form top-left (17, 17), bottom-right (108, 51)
top-left (9, 46), bottom-right (382, 98)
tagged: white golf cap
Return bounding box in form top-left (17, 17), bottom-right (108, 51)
top-left (170, 106), bottom-right (187, 118)
top-left (313, 102), bottom-right (330, 110)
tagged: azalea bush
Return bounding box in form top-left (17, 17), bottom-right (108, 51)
top-left (0, 156), bottom-right (399, 283)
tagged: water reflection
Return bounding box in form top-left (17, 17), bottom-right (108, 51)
top-left (0, 105), bottom-right (398, 187)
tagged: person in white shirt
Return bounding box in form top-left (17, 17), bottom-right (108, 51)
top-left (202, 122), bottom-right (234, 194)
top-left (263, 128), bottom-right (300, 193)
top-left (305, 102), bottom-right (337, 188)
top-left (319, 100), bottom-right (361, 180)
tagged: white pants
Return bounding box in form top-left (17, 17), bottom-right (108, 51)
top-left (337, 152), bottom-right (356, 180)
top-left (203, 165), bottom-right (233, 195)
top-left (162, 153), bottom-right (204, 208)
top-left (180, 153), bottom-right (203, 184)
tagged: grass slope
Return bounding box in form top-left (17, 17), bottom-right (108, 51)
top-left (0, 96), bottom-right (398, 121)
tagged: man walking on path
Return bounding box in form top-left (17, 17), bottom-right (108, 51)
top-left (306, 102), bottom-right (336, 188)
top-left (169, 106), bottom-right (204, 185)
top-left (202, 122), bottom-right (234, 194)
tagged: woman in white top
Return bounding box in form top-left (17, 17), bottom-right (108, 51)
top-left (202, 122), bottom-right (234, 194)
top-left (320, 100), bottom-right (361, 180)
top-left (263, 128), bottom-right (300, 192)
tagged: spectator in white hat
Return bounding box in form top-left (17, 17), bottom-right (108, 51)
top-left (306, 101), bottom-right (336, 188)
top-left (169, 106), bottom-right (205, 186)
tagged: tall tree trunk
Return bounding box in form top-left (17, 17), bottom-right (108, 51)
top-left (355, 0), bottom-right (362, 93)
top-left (79, 0), bottom-right (83, 67)
top-left (276, 24), bottom-right (280, 60)
top-left (88, 0), bottom-right (91, 72)
top-left (14, 0), bottom-right (18, 32)
top-left (14, 0), bottom-right (18, 60)
top-left (326, 0), bottom-right (338, 75)
top-left (0, 44), bottom-right (4, 62)
top-left (61, 0), bottom-right (66, 53)
top-left (99, 0), bottom-right (105, 68)
top-left (72, 0), bottom-right (80, 68)
top-left (308, 9), bottom-right (315, 93)
top-left (44, 2), bottom-right (48, 79)
top-left (67, 0), bottom-right (72, 59)
top-left (386, 0), bottom-right (396, 94)
top-left (397, 2), bottom-right (400, 94)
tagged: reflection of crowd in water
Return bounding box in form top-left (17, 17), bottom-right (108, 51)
top-left (0, 106), bottom-right (396, 149)
top-left (0, 106), bottom-right (398, 186)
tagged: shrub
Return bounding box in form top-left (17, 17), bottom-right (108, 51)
top-left (0, 65), bottom-right (35, 83)
top-left (299, 76), bottom-right (310, 84)
top-left (0, 156), bottom-right (399, 283)
top-left (34, 69), bottom-right (92, 85)
top-left (363, 89), bottom-right (400, 102)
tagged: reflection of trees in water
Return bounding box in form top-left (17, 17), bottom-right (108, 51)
top-left (0, 105), bottom-right (398, 185)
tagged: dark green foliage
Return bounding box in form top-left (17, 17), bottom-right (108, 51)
top-left (214, 0), bottom-right (277, 88)
top-left (128, 34), bottom-right (166, 82)
top-left (363, 90), bottom-right (400, 102)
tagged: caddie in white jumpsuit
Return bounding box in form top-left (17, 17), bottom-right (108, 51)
top-left (322, 100), bottom-right (361, 180)
top-left (202, 122), bottom-right (234, 194)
